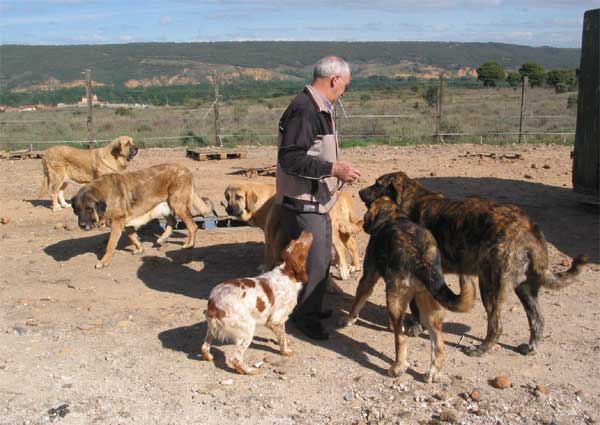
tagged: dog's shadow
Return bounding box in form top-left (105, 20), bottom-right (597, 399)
top-left (43, 222), bottom-right (180, 262)
top-left (159, 321), bottom-right (285, 373)
top-left (25, 199), bottom-right (52, 209)
top-left (137, 241), bottom-right (264, 300)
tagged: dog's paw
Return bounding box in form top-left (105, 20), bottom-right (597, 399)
top-left (131, 247), bottom-right (144, 255)
top-left (60, 203), bottom-right (72, 209)
top-left (201, 349), bottom-right (214, 362)
top-left (337, 315), bottom-right (357, 328)
top-left (182, 243), bottom-right (194, 249)
top-left (280, 349), bottom-right (294, 357)
top-left (463, 344), bottom-right (491, 357)
top-left (517, 343), bottom-right (537, 356)
top-left (95, 261), bottom-right (109, 269)
top-left (424, 369), bottom-right (446, 384)
top-left (404, 322), bottom-right (423, 337)
top-left (387, 361), bottom-right (409, 378)
top-left (51, 206), bottom-right (62, 212)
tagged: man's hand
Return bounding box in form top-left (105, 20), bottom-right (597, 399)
top-left (332, 160), bottom-right (361, 183)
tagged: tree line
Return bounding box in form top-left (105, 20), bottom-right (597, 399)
top-left (476, 61), bottom-right (578, 92)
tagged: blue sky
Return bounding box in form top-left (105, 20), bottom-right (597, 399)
top-left (0, 0), bottom-right (597, 47)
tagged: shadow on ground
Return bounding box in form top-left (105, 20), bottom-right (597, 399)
top-left (137, 241), bottom-right (264, 300)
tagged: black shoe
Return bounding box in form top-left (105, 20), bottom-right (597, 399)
top-left (295, 319), bottom-right (329, 340)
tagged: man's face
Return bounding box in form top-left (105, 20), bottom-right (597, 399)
top-left (331, 73), bottom-right (351, 100)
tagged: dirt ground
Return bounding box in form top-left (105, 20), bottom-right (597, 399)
top-left (1, 144), bottom-right (598, 425)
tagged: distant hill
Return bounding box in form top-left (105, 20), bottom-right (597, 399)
top-left (0, 41), bottom-right (580, 90)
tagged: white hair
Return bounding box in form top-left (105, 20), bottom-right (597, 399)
top-left (313, 56), bottom-right (351, 80)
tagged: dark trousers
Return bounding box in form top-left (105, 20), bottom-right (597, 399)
top-left (280, 206), bottom-right (332, 319)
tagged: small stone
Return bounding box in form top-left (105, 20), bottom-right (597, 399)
top-left (344, 392), bottom-right (354, 401)
top-left (524, 174), bottom-right (533, 179)
top-left (54, 223), bottom-right (66, 230)
top-left (535, 384), bottom-right (550, 396)
top-left (531, 164), bottom-right (537, 169)
top-left (430, 172), bottom-right (437, 177)
top-left (0, 217), bottom-right (11, 225)
top-left (439, 408), bottom-right (459, 423)
top-left (543, 164), bottom-right (551, 169)
top-left (490, 375), bottom-right (512, 389)
top-left (575, 389), bottom-right (588, 400)
top-left (47, 404), bottom-right (70, 419)
top-left (13, 326), bottom-right (27, 336)
top-left (470, 389), bottom-right (482, 402)
top-left (116, 320), bottom-right (130, 328)
top-left (220, 379), bottom-right (234, 385)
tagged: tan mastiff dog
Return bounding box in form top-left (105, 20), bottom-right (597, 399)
top-left (39, 136), bottom-right (138, 212)
top-left (224, 182), bottom-right (362, 279)
top-left (71, 163), bottom-right (212, 269)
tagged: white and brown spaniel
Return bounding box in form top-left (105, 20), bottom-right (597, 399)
top-left (201, 231), bottom-right (313, 375)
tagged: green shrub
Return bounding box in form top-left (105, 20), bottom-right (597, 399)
top-left (115, 107), bottom-right (134, 116)
top-left (180, 130), bottom-right (206, 146)
top-left (554, 83), bottom-right (568, 94)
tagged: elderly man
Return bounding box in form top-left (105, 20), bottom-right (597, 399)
top-left (276, 56), bottom-right (361, 340)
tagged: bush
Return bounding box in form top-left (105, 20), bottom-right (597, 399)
top-left (440, 119), bottom-right (462, 140)
top-left (567, 94), bottom-right (578, 109)
top-left (115, 107), bottom-right (134, 116)
top-left (477, 61), bottom-right (506, 87)
top-left (422, 86), bottom-right (438, 108)
top-left (506, 71), bottom-right (522, 88)
top-left (555, 83), bottom-right (568, 94)
top-left (519, 62), bottom-right (545, 88)
top-left (180, 130), bottom-right (206, 146)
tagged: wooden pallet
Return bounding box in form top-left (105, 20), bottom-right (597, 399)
top-left (185, 148), bottom-right (247, 161)
top-left (229, 164), bottom-right (276, 178)
top-left (0, 149), bottom-right (44, 160)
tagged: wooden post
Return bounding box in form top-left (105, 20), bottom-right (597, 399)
top-left (85, 69), bottom-right (96, 148)
top-left (436, 74), bottom-right (444, 143)
top-left (213, 72), bottom-right (222, 148)
top-left (518, 76), bottom-right (528, 143)
top-left (573, 8), bottom-right (599, 197)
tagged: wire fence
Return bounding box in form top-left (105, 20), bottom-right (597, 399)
top-left (0, 79), bottom-right (578, 150)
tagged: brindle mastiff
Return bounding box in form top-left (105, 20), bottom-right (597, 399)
top-left (359, 171), bottom-right (587, 356)
top-left (341, 197), bottom-right (475, 381)
top-left (71, 163), bottom-right (212, 269)
top-left (39, 136), bottom-right (138, 212)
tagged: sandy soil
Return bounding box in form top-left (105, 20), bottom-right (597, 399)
top-left (0, 144), bottom-right (598, 425)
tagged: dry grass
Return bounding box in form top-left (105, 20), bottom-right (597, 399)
top-left (0, 87), bottom-right (577, 150)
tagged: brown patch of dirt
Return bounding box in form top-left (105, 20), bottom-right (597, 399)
top-left (0, 144), bottom-right (598, 424)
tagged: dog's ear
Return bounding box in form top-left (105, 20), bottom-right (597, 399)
top-left (391, 172), bottom-right (418, 214)
top-left (246, 190), bottom-right (258, 212)
top-left (96, 200), bottom-right (107, 218)
top-left (111, 142), bottom-right (122, 158)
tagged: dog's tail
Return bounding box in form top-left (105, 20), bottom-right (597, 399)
top-left (191, 192), bottom-right (217, 217)
top-left (528, 224), bottom-right (587, 290)
top-left (536, 254), bottom-right (588, 290)
top-left (338, 218), bottom-right (364, 235)
top-left (38, 160), bottom-right (49, 197)
top-left (415, 260), bottom-right (476, 313)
